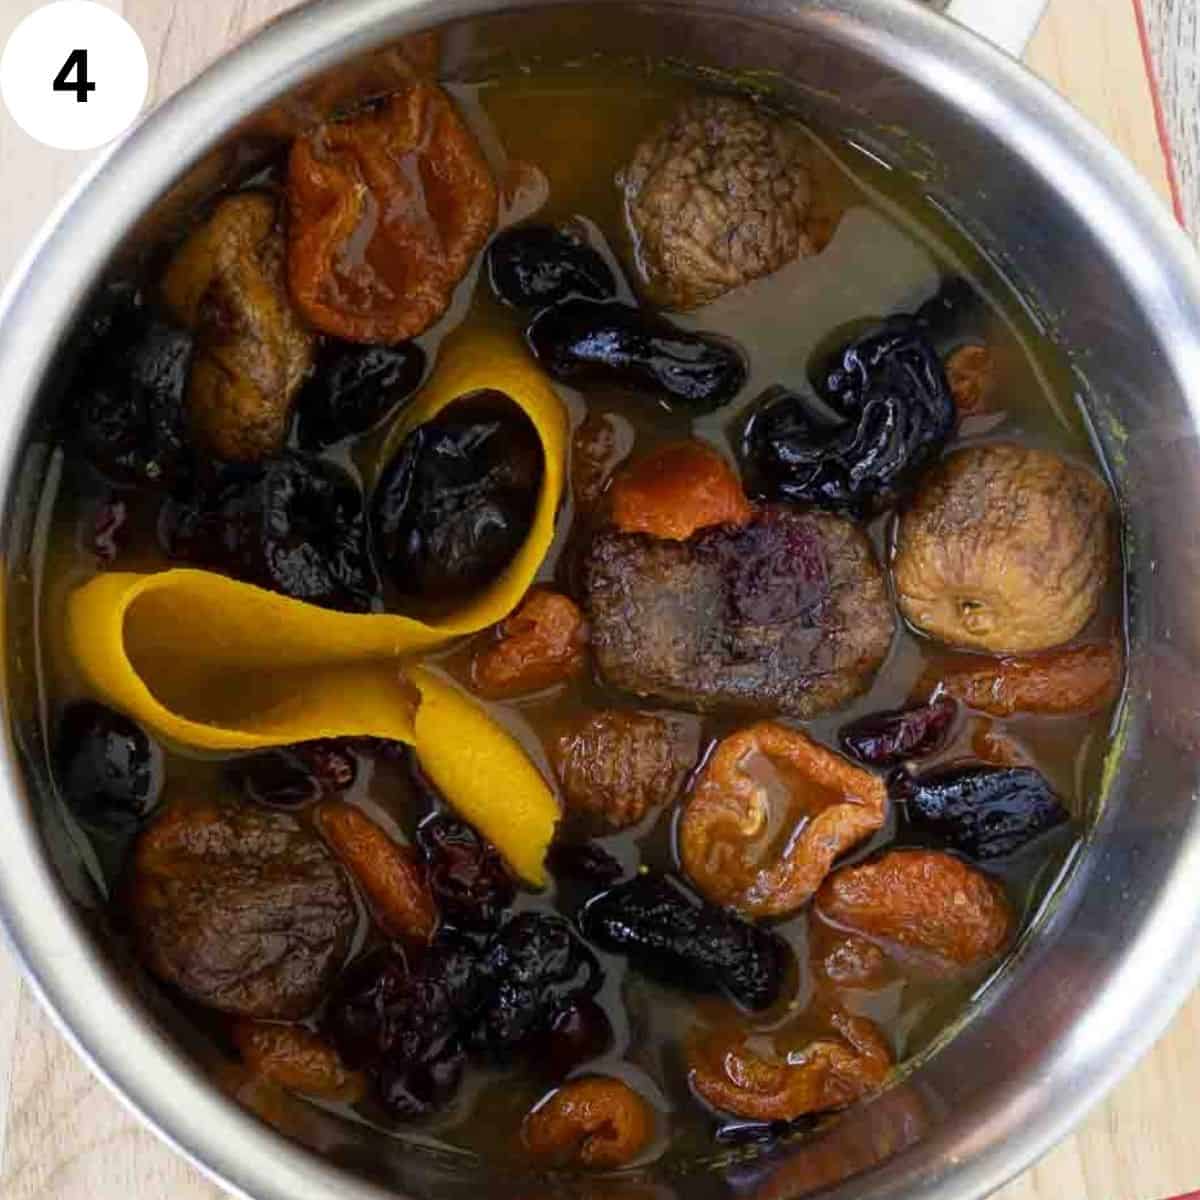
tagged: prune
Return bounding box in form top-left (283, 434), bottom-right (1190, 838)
top-left (415, 813), bottom-right (516, 932)
top-left (893, 764), bottom-right (1069, 860)
top-left (534, 996), bottom-right (614, 1077)
top-left (159, 453), bottom-right (376, 612)
top-left (73, 289), bottom-right (192, 486)
top-left (55, 701), bottom-right (163, 833)
top-left (487, 225), bottom-right (617, 309)
top-left (469, 912), bottom-right (602, 1059)
top-left (579, 874), bottom-right (789, 1011)
top-left (546, 840), bottom-right (624, 886)
top-left (295, 342), bottom-right (426, 451)
top-left (233, 1020), bottom-right (365, 1102)
top-left (470, 588), bottom-right (588, 699)
top-left (522, 1077), bottom-right (653, 1168)
top-left (740, 318), bottom-right (954, 512)
top-left (838, 696), bottom-right (957, 767)
top-left (229, 739), bottom-right (357, 808)
top-left (370, 397), bottom-right (542, 604)
top-left (527, 299), bottom-right (746, 413)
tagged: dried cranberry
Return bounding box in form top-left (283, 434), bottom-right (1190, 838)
top-left (487, 225), bottom-right (617, 309)
top-left (546, 840), bottom-right (624, 885)
top-left (415, 814), bottom-right (516, 932)
top-left (55, 701), bottom-right (163, 833)
top-left (229, 739), bottom-right (358, 809)
top-left (535, 996), bottom-right (614, 1078)
top-left (839, 696), bottom-right (958, 767)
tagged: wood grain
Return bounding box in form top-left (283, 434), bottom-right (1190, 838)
top-left (0, 1), bottom-right (1195, 1198)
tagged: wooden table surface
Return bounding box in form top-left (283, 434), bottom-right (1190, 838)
top-left (0, 1), bottom-right (1197, 1197)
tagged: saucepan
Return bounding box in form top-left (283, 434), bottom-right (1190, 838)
top-left (1, 1), bottom-right (1199, 1198)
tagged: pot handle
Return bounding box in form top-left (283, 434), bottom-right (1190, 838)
top-left (942, 0), bottom-right (1049, 57)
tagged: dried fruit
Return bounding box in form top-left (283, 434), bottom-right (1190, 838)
top-left (892, 764), bottom-right (1069, 860)
top-left (163, 192), bottom-right (314, 463)
top-left (470, 588), bottom-right (588, 698)
top-left (838, 696), bottom-right (958, 767)
top-left (579, 874), bottom-right (789, 1011)
top-left (130, 802), bottom-right (356, 1018)
top-left (545, 840), bottom-right (624, 886)
top-left (814, 931), bottom-right (891, 989)
top-left (487, 225), bottom-right (617, 309)
top-left (741, 319), bottom-right (955, 513)
top-left (552, 710), bottom-right (698, 832)
top-left (233, 1020), bottom-right (365, 1102)
top-left (370, 397), bottom-right (542, 605)
top-left (55, 701), bottom-right (164, 833)
top-left (527, 299), bottom-right (746, 413)
top-left (571, 411), bottom-right (633, 512)
top-left (944, 344), bottom-right (996, 417)
top-left (522, 1077), bottom-right (653, 1168)
top-left (316, 802), bottom-right (437, 943)
top-left (88, 497), bottom-right (130, 564)
top-left (229, 739), bottom-right (358, 809)
top-left (893, 444), bottom-right (1113, 653)
top-left (288, 83), bottom-right (497, 343)
top-left (815, 849), bottom-right (1012, 969)
top-left (415, 813), bottom-right (515, 933)
top-left (159, 453), bottom-right (377, 613)
top-left (534, 997), bottom-right (614, 1077)
top-left (688, 1011), bottom-right (891, 1120)
top-left (609, 440), bottom-right (752, 540)
top-left (679, 722), bottom-right (887, 919)
top-left (295, 342), bottom-right (426, 450)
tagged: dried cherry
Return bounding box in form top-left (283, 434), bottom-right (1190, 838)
top-left (579, 874), bottom-right (789, 1011)
top-left (526, 298), bottom-right (747, 413)
top-left (487, 225), bottom-right (617, 309)
top-left (370, 397), bottom-right (542, 604)
top-left (534, 996), bottom-right (614, 1077)
top-left (229, 739), bottom-right (357, 808)
top-left (415, 813), bottom-right (515, 933)
top-left (838, 696), bottom-right (957, 767)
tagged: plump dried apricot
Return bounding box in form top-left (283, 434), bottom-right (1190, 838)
top-left (688, 1012), bottom-right (892, 1121)
top-left (471, 588), bottom-right (588, 698)
top-left (945, 344), bottom-right (996, 417)
top-left (287, 83), bottom-right (497, 343)
top-left (610, 440), bottom-right (752, 540)
top-left (815, 849), bottom-right (1012, 969)
top-left (679, 722), bottom-right (886, 919)
top-left (233, 1020), bottom-right (365, 1103)
top-left (522, 1076), bottom-right (653, 1168)
top-left (315, 802), bottom-right (436, 943)
top-left (925, 640), bottom-right (1122, 717)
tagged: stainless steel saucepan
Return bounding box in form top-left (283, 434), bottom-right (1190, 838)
top-left (1, 2), bottom-right (1198, 1198)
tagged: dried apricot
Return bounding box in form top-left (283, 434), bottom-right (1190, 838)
top-left (233, 1020), bottom-right (365, 1102)
top-left (287, 83), bottom-right (497, 343)
top-left (610, 440), bottom-right (752, 540)
top-left (688, 1012), bottom-right (892, 1121)
top-left (815, 849), bottom-right (1012, 969)
top-left (522, 1076), bottom-right (653, 1168)
top-left (315, 801), bottom-right (436, 943)
top-left (471, 588), bottom-right (588, 698)
top-left (679, 722), bottom-right (886, 919)
top-left (945, 344), bottom-right (996, 417)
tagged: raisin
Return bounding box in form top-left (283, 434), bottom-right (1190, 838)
top-left (838, 696), bottom-right (957, 767)
top-left (229, 739), bottom-right (358, 809)
top-left (522, 1077), bottom-right (652, 1168)
top-left (892, 764), bottom-right (1070, 860)
top-left (370, 397), bottom-right (542, 605)
top-left (470, 589), bottom-right (588, 699)
top-left (527, 298), bottom-right (747, 413)
top-left (579, 874), bottom-right (790, 1011)
top-left (487, 225), bottom-right (617, 309)
top-left (546, 841), bottom-right (624, 886)
top-left (159, 453), bottom-right (377, 613)
top-left (740, 318), bottom-right (954, 512)
top-left (295, 342), bottom-right (426, 450)
top-left (415, 813), bottom-right (516, 933)
top-left (55, 702), bottom-right (164, 833)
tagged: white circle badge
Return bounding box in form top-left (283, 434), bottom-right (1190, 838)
top-left (1, 2), bottom-right (149, 151)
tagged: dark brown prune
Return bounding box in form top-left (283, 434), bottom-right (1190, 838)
top-left (893, 765), bottom-right (1070, 860)
top-left (159, 453), bottom-right (376, 612)
top-left (370, 397), bottom-right (542, 604)
top-left (55, 702), bottom-right (164, 833)
top-left (487, 225), bottom-right (617, 309)
top-left (546, 840), bottom-right (624, 886)
top-left (839, 696), bottom-right (957, 767)
top-left (578, 874), bottom-right (789, 1011)
top-left (229, 739), bottom-right (358, 809)
top-left (526, 299), bottom-right (746, 413)
top-left (415, 813), bottom-right (515, 932)
top-left (295, 342), bottom-right (426, 450)
top-left (468, 913), bottom-right (602, 1060)
top-left (741, 318), bottom-right (954, 512)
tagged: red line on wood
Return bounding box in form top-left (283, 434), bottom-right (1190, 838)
top-left (1130, 0), bottom-right (1187, 226)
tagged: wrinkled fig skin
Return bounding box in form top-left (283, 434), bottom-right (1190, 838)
top-left (741, 319), bottom-right (955, 513)
top-left (130, 802), bottom-right (357, 1019)
top-left (295, 342), bottom-right (426, 450)
top-left (893, 764), bottom-right (1070, 860)
top-left (838, 696), bottom-right (958, 767)
top-left (579, 874), bottom-right (790, 1011)
top-left (487, 225), bottom-right (618, 309)
top-left (583, 507), bottom-right (894, 717)
top-left (527, 299), bottom-right (747, 413)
